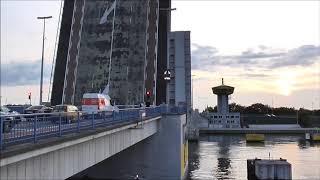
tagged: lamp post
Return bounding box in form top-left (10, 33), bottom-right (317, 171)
top-left (37, 16), bottom-right (52, 105)
top-left (164, 70), bottom-right (171, 105)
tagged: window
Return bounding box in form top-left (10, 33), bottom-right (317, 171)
top-left (219, 116), bottom-right (222, 118)
top-left (226, 116), bottom-right (229, 118)
top-left (214, 116), bottom-right (217, 118)
top-left (231, 116), bottom-right (234, 118)
top-left (227, 121), bottom-right (229, 123)
top-left (236, 116), bottom-right (239, 118)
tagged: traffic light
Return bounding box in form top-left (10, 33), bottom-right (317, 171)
top-left (28, 92), bottom-right (32, 105)
top-left (146, 91), bottom-right (151, 97)
top-left (146, 90), bottom-right (151, 107)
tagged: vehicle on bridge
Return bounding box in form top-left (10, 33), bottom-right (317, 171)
top-left (24, 105), bottom-right (53, 114)
top-left (1, 106), bottom-right (26, 132)
top-left (82, 93), bottom-right (117, 113)
top-left (51, 105), bottom-right (81, 124)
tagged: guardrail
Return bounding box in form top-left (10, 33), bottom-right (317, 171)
top-left (0, 106), bottom-right (165, 150)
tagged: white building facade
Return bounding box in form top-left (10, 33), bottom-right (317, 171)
top-left (167, 31), bottom-right (191, 110)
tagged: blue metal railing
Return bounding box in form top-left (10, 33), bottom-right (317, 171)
top-left (0, 106), bottom-right (165, 150)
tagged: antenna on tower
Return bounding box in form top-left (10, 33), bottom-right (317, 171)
top-left (222, 78), bottom-right (224, 85)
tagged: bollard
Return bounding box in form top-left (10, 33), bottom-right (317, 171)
top-left (77, 111), bottom-right (80, 133)
top-left (34, 115), bottom-right (37, 143)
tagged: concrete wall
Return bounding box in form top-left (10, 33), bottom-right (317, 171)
top-left (0, 117), bottom-right (160, 180)
top-left (70, 114), bottom-right (188, 179)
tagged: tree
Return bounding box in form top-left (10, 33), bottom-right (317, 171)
top-left (245, 103), bottom-right (271, 114)
top-left (204, 106), bottom-right (215, 113)
top-left (229, 103), bottom-right (246, 113)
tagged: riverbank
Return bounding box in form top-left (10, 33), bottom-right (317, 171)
top-left (200, 127), bottom-right (319, 134)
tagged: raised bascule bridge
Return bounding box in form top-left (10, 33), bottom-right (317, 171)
top-left (1, 0), bottom-right (189, 179)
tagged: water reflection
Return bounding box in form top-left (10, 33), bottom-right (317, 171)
top-left (216, 157), bottom-right (231, 179)
top-left (214, 136), bottom-right (232, 180)
top-left (246, 141), bottom-right (265, 147)
top-left (188, 134), bottom-right (320, 179)
top-left (188, 141), bottom-right (200, 173)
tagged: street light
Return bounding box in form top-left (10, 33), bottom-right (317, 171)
top-left (37, 16), bottom-right (52, 105)
top-left (164, 70), bottom-right (171, 105)
top-left (159, 8), bottom-right (177, 11)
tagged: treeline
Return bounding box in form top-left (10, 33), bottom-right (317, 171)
top-left (204, 103), bottom-right (320, 116)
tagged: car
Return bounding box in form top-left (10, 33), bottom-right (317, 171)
top-left (52, 105), bottom-right (81, 123)
top-left (24, 105), bottom-right (53, 114)
top-left (1, 106), bottom-right (22, 132)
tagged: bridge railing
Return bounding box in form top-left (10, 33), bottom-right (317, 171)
top-left (0, 106), bottom-right (163, 150)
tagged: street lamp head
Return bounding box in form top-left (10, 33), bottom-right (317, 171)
top-left (159, 8), bottom-right (177, 11)
top-left (164, 70), bottom-right (171, 81)
top-left (37, 16), bottom-right (52, 19)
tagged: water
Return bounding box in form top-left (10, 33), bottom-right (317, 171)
top-left (72, 134), bottom-right (319, 179)
top-left (187, 135), bottom-right (320, 180)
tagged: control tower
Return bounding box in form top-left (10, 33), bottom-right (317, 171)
top-left (208, 78), bottom-right (240, 128)
top-left (212, 78), bottom-right (234, 114)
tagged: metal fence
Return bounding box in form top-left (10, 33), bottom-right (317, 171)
top-left (0, 106), bottom-right (165, 149)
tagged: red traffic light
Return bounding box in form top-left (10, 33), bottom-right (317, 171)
top-left (146, 91), bottom-right (151, 96)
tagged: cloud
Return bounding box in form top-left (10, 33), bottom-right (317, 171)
top-left (191, 43), bottom-right (218, 70)
top-left (191, 44), bottom-right (320, 70)
top-left (240, 73), bottom-right (271, 78)
top-left (269, 45), bottom-right (320, 68)
top-left (1, 60), bottom-right (51, 86)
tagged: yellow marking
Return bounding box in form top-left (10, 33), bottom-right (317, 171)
top-left (246, 134), bottom-right (265, 142)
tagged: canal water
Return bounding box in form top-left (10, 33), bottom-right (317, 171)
top-left (188, 134), bottom-right (320, 180)
top-left (73, 134), bottom-right (320, 179)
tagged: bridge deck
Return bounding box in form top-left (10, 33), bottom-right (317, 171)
top-left (0, 116), bottom-right (159, 160)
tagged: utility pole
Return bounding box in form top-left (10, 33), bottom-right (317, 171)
top-left (37, 16), bottom-right (52, 105)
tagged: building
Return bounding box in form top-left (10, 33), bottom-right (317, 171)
top-left (51, 0), bottom-right (170, 106)
top-left (167, 31), bottom-right (191, 110)
top-left (208, 79), bottom-right (240, 128)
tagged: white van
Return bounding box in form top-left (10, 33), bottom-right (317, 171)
top-left (81, 93), bottom-right (118, 114)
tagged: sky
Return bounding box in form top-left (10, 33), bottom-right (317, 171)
top-left (1, 0), bottom-right (320, 111)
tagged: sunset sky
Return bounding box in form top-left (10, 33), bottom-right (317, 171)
top-left (1, 0), bottom-right (319, 111)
